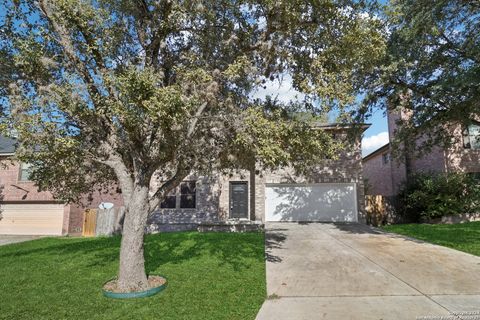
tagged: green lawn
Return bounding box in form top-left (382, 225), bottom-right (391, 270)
top-left (0, 232), bottom-right (266, 320)
top-left (382, 221), bottom-right (480, 257)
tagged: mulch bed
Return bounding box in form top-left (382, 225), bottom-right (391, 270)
top-left (103, 276), bottom-right (166, 293)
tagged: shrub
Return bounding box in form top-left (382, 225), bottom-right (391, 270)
top-left (398, 172), bottom-right (480, 222)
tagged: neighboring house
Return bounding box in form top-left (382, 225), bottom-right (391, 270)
top-left (1, 123), bottom-right (370, 235)
top-left (0, 135), bottom-right (122, 236)
top-left (363, 108), bottom-right (480, 196)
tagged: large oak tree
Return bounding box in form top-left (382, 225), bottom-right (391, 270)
top-left (0, 0), bottom-right (384, 292)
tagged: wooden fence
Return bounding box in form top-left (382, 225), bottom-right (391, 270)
top-left (365, 195), bottom-right (398, 226)
top-left (82, 209), bottom-right (97, 237)
top-left (82, 207), bottom-right (125, 237)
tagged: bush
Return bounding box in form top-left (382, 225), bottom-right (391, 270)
top-left (398, 172), bottom-right (480, 222)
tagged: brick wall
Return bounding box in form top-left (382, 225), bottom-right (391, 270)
top-left (148, 132), bottom-right (366, 226)
top-left (386, 108), bottom-right (408, 195)
top-left (363, 150), bottom-right (394, 196)
top-left (0, 159), bottom-right (58, 202)
top-left (444, 124), bottom-right (480, 173)
top-left (0, 158), bottom-right (124, 235)
top-left (148, 174), bottom-right (221, 230)
top-left (363, 109), bottom-right (480, 198)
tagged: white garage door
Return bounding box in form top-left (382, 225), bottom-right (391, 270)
top-left (0, 204), bottom-right (64, 235)
top-left (265, 183), bottom-right (357, 222)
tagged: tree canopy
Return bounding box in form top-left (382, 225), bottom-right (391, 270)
top-left (1, 0), bottom-right (385, 202)
top-left (362, 0), bottom-right (480, 152)
top-left (0, 0), bottom-right (385, 291)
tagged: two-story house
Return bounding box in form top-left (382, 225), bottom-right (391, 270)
top-left (363, 108), bottom-right (480, 196)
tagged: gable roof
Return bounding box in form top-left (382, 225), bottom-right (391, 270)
top-left (362, 143), bottom-right (390, 162)
top-left (0, 135), bottom-right (17, 155)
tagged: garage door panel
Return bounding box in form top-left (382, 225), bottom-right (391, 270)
top-left (0, 204), bottom-right (64, 235)
top-left (265, 184), bottom-right (357, 222)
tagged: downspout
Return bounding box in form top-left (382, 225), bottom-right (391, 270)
top-left (249, 163), bottom-right (256, 221)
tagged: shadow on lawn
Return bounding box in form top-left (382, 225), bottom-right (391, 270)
top-left (144, 232), bottom-right (264, 272)
top-left (0, 232), bottom-right (265, 273)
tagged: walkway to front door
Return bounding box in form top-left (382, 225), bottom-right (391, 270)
top-left (257, 222), bottom-right (480, 320)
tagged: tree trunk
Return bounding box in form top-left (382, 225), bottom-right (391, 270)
top-left (117, 185), bottom-right (150, 292)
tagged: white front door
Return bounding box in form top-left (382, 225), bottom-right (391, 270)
top-left (265, 183), bottom-right (357, 222)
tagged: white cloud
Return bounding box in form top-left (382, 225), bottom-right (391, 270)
top-left (250, 74), bottom-right (304, 104)
top-left (362, 131), bottom-right (389, 157)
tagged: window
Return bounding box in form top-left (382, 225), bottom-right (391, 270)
top-left (468, 172), bottom-right (480, 184)
top-left (180, 181), bottom-right (196, 208)
top-left (463, 122), bottom-right (480, 149)
top-left (160, 181), bottom-right (197, 209)
top-left (19, 162), bottom-right (32, 181)
top-left (382, 153), bottom-right (391, 165)
top-left (160, 189), bottom-right (176, 209)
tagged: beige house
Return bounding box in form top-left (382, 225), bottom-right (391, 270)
top-left (148, 124), bottom-right (369, 231)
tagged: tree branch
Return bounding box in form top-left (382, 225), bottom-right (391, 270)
top-left (92, 142), bottom-right (135, 207)
top-left (148, 166), bottom-right (189, 211)
top-left (187, 102), bottom-right (208, 138)
top-left (70, 17), bottom-right (120, 101)
top-left (37, 0), bottom-right (102, 101)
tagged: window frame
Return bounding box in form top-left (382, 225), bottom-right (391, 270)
top-left (468, 172), bottom-right (480, 184)
top-left (463, 122), bottom-right (480, 150)
top-left (159, 189), bottom-right (177, 209)
top-left (18, 162), bottom-right (32, 182)
top-left (159, 180), bottom-right (197, 210)
top-left (382, 152), bottom-right (390, 165)
top-left (179, 181), bottom-right (196, 209)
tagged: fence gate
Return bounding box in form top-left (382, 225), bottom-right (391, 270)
top-left (82, 209), bottom-right (97, 237)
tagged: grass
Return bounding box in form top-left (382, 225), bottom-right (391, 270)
top-left (382, 221), bottom-right (480, 257)
top-left (0, 232), bottom-right (266, 320)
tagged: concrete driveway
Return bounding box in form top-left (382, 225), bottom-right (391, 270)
top-left (257, 222), bottom-right (480, 320)
top-left (0, 235), bottom-right (40, 246)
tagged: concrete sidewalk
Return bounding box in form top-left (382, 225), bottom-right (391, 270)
top-left (0, 235), bottom-right (41, 246)
top-left (257, 223), bottom-right (480, 320)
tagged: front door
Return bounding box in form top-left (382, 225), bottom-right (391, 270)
top-left (229, 182), bottom-right (248, 219)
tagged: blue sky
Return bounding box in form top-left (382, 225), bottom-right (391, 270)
top-left (361, 107), bottom-right (389, 157)
top-left (359, 0), bottom-right (390, 157)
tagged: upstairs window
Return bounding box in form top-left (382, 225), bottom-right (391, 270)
top-left (160, 181), bottom-right (197, 209)
top-left (463, 122), bottom-right (480, 150)
top-left (382, 153), bottom-right (391, 165)
top-left (18, 162), bottom-right (32, 181)
top-left (468, 172), bottom-right (480, 184)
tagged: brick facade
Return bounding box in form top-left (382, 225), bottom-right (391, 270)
top-left (148, 128), bottom-right (367, 227)
top-left (0, 158), bottom-right (123, 235)
top-left (363, 108), bottom-right (480, 196)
